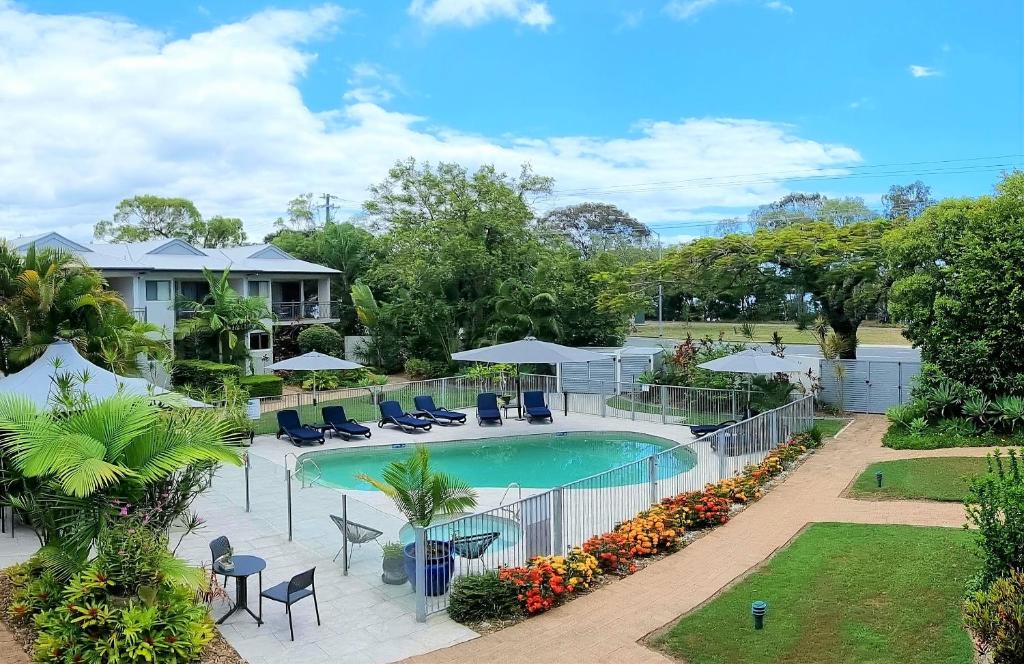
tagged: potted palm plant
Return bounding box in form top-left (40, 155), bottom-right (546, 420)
top-left (356, 447), bottom-right (477, 596)
top-left (381, 542), bottom-right (407, 585)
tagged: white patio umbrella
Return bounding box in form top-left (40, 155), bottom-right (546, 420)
top-left (451, 337), bottom-right (607, 419)
top-left (0, 341), bottom-right (207, 409)
top-left (266, 351), bottom-right (364, 403)
top-left (697, 349), bottom-right (802, 409)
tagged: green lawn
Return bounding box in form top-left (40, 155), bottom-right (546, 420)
top-left (634, 320), bottom-right (909, 346)
top-left (814, 418), bottom-right (848, 438)
top-left (653, 523), bottom-right (978, 664)
top-left (849, 457), bottom-right (988, 502)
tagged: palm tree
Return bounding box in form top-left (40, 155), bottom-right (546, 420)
top-left (0, 393), bottom-right (242, 558)
top-left (488, 278), bottom-right (559, 344)
top-left (175, 267), bottom-right (272, 364)
top-left (356, 447), bottom-right (477, 527)
top-left (0, 245), bottom-right (166, 372)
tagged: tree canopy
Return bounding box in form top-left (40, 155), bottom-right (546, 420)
top-left (885, 172), bottom-right (1024, 393)
top-left (94, 195), bottom-right (246, 247)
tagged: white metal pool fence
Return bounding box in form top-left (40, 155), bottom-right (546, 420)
top-left (244, 373), bottom-right (746, 435)
top-left (364, 395), bottom-right (813, 620)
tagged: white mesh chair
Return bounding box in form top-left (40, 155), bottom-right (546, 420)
top-left (329, 515), bottom-right (384, 563)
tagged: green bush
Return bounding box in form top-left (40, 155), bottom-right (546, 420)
top-left (966, 450), bottom-right (1024, 585)
top-left (963, 569), bottom-right (1024, 663)
top-left (405, 358), bottom-right (453, 380)
top-left (95, 516), bottom-right (169, 595)
top-left (171, 359), bottom-right (241, 391)
top-left (447, 572), bottom-right (523, 624)
top-left (239, 374), bottom-right (283, 397)
top-left (883, 417), bottom-right (1021, 449)
top-left (297, 324), bottom-right (344, 356)
top-left (298, 368), bottom-right (387, 391)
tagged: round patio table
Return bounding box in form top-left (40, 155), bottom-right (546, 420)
top-left (215, 555), bottom-right (266, 625)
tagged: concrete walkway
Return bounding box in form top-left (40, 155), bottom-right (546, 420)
top-left (404, 416), bottom-right (1008, 664)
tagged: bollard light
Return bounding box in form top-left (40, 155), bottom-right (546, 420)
top-left (875, 471), bottom-right (884, 488)
top-left (752, 600), bottom-right (767, 630)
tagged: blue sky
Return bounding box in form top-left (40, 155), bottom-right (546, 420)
top-left (2, 0), bottom-right (1021, 240)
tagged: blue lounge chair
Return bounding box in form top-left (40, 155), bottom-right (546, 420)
top-left (378, 400), bottom-right (432, 432)
top-left (689, 419), bottom-right (737, 438)
top-left (322, 406), bottom-right (371, 440)
top-left (413, 395), bottom-right (467, 425)
top-left (276, 409), bottom-right (325, 446)
top-left (476, 392), bottom-right (503, 426)
top-left (523, 390), bottom-right (553, 423)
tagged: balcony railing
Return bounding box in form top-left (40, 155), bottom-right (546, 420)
top-left (272, 300), bottom-right (342, 322)
top-left (130, 308), bottom-right (147, 322)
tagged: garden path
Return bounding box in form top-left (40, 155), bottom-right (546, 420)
top-left (403, 416), bottom-right (1012, 664)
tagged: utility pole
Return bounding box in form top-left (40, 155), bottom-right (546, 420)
top-left (320, 193), bottom-right (333, 224)
top-left (651, 230), bottom-right (664, 338)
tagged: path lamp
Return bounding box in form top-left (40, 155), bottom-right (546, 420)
top-left (752, 601), bottom-right (767, 630)
top-left (875, 471), bottom-right (883, 488)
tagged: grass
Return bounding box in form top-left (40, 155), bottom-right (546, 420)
top-left (634, 320), bottom-right (909, 346)
top-left (653, 523), bottom-right (978, 664)
top-left (813, 417), bottom-right (848, 438)
top-left (882, 424), bottom-right (1024, 450)
top-left (849, 457), bottom-right (989, 502)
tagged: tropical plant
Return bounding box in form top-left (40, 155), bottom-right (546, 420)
top-left (0, 244), bottom-right (166, 373)
top-left (886, 401), bottom-right (926, 430)
top-left (355, 447), bottom-right (477, 527)
top-left (993, 396), bottom-right (1024, 432)
top-left (174, 267), bottom-right (272, 364)
top-left (963, 569), bottom-right (1024, 664)
top-left (966, 450), bottom-right (1024, 585)
top-left (447, 571), bottom-right (523, 624)
top-left (0, 393), bottom-right (240, 563)
top-left (924, 378), bottom-right (967, 420)
top-left (963, 394), bottom-right (992, 427)
top-left (487, 278), bottom-right (559, 343)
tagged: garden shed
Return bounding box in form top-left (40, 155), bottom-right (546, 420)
top-left (559, 346), bottom-right (665, 394)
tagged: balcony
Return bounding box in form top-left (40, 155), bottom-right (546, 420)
top-left (131, 308), bottom-right (147, 323)
top-left (272, 300), bottom-right (343, 323)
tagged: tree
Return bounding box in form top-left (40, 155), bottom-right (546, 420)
top-left (487, 278), bottom-right (559, 343)
top-left (174, 268), bottom-right (272, 365)
top-left (885, 173), bottom-right (1024, 393)
top-left (274, 193), bottom-right (318, 231)
top-left (882, 180), bottom-right (934, 220)
top-left (94, 196), bottom-right (247, 247)
top-left (749, 193), bottom-right (876, 230)
top-left (0, 245), bottom-right (166, 373)
top-left (538, 203), bottom-right (651, 257)
top-left (363, 159), bottom-right (552, 359)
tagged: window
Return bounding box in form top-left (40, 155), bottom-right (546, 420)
top-left (248, 280), bottom-right (270, 298)
top-left (248, 331), bottom-right (271, 350)
top-left (145, 280), bottom-right (171, 301)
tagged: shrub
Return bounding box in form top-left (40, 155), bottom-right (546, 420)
top-left (171, 359), bottom-right (241, 391)
top-left (886, 400), bottom-right (928, 430)
top-left (661, 491), bottom-right (731, 530)
top-left (963, 569), bottom-right (1024, 664)
top-left (405, 358), bottom-right (453, 380)
top-left (966, 450), bottom-right (1024, 585)
top-left (239, 374), bottom-right (283, 397)
top-left (7, 562), bottom-right (62, 622)
top-left (498, 549), bottom-right (598, 615)
top-left (448, 572), bottom-right (523, 624)
top-left (616, 506), bottom-right (679, 557)
top-left (298, 368), bottom-right (386, 391)
top-left (297, 324), bottom-right (344, 356)
top-left (582, 532), bottom-right (636, 575)
top-left (95, 515), bottom-right (170, 595)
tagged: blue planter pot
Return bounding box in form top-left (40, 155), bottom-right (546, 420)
top-left (403, 541), bottom-right (454, 596)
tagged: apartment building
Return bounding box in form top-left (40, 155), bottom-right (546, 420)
top-left (12, 232), bottom-right (340, 373)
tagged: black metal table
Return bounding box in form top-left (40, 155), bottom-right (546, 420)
top-left (215, 555), bottom-right (266, 625)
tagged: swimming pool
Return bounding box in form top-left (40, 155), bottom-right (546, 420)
top-left (300, 431), bottom-right (696, 490)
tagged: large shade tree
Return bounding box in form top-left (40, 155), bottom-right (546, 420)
top-left (95, 195), bottom-right (247, 248)
top-left (885, 172), bottom-right (1024, 393)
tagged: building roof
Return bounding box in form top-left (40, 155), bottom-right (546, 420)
top-left (10, 233), bottom-right (338, 275)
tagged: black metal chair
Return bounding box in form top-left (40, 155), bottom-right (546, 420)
top-left (209, 536), bottom-right (231, 588)
top-left (452, 532), bottom-right (501, 572)
top-left (259, 567), bottom-right (320, 641)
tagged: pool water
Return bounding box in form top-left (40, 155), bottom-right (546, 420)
top-left (303, 431), bottom-right (696, 490)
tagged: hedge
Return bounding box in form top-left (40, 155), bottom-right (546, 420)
top-left (297, 324), bottom-right (344, 356)
top-left (171, 360), bottom-right (241, 392)
top-left (239, 374), bottom-right (284, 398)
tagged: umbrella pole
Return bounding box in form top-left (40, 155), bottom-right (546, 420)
top-left (313, 371), bottom-right (318, 406)
top-left (517, 364), bottom-right (522, 420)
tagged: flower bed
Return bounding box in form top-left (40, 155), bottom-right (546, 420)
top-left (448, 429), bottom-right (823, 625)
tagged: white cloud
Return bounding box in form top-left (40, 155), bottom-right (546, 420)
top-left (408, 0), bottom-right (553, 29)
top-left (909, 64), bottom-right (942, 78)
top-left (0, 3), bottom-right (862, 240)
top-left (764, 1), bottom-right (793, 13)
top-left (618, 9), bottom-right (645, 30)
top-left (343, 62), bottom-right (403, 104)
top-left (665, 0), bottom-right (720, 20)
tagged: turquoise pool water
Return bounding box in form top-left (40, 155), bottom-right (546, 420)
top-left (302, 431), bottom-right (695, 490)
